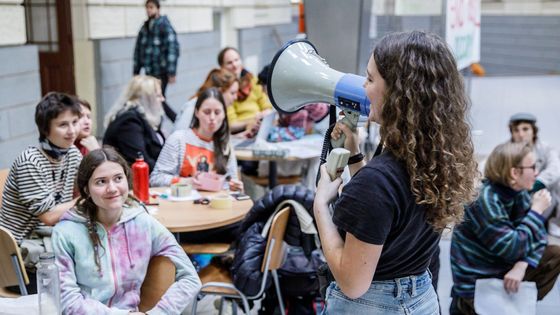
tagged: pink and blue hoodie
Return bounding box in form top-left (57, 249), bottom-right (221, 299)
top-left (52, 204), bottom-right (201, 315)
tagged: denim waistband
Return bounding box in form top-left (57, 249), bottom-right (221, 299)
top-left (368, 271), bottom-right (432, 298)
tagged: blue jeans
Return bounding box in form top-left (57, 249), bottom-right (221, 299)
top-left (322, 271), bottom-right (439, 315)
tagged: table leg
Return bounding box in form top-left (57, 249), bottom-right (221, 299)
top-left (269, 160), bottom-right (278, 188)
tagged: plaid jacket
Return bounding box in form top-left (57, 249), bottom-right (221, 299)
top-left (133, 15), bottom-right (180, 77)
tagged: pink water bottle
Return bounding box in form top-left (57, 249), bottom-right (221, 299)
top-left (132, 152), bottom-right (149, 203)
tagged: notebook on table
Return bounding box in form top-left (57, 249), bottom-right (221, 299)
top-left (234, 112), bottom-right (276, 149)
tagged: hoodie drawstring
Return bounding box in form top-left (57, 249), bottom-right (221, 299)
top-left (123, 222), bottom-right (135, 269)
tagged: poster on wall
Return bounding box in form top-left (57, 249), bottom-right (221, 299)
top-left (445, 0), bottom-right (481, 70)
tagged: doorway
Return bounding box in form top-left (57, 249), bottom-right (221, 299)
top-left (24, 0), bottom-right (75, 95)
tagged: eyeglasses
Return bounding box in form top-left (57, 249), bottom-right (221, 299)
top-left (517, 164), bottom-right (537, 171)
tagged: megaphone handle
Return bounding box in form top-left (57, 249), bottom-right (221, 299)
top-left (330, 110), bottom-right (359, 149)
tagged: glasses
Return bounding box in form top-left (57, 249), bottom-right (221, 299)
top-left (517, 164), bottom-right (537, 172)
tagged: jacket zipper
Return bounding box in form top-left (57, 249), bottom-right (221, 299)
top-left (105, 227), bottom-right (119, 307)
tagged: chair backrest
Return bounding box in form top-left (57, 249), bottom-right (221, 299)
top-left (139, 255), bottom-right (176, 312)
top-left (261, 207), bottom-right (290, 272)
top-left (0, 168), bottom-right (9, 205)
top-left (0, 227), bottom-right (29, 288)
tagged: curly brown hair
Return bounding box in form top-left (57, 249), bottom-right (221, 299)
top-left (374, 31), bottom-right (479, 231)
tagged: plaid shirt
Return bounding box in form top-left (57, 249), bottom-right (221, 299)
top-left (133, 15), bottom-right (179, 77)
top-left (450, 180), bottom-right (548, 298)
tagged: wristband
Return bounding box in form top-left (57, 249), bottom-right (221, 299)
top-left (347, 152), bottom-right (364, 165)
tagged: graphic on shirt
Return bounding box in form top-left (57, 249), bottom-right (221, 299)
top-left (180, 144), bottom-right (215, 177)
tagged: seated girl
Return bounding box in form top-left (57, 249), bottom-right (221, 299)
top-left (0, 92), bottom-right (82, 293)
top-left (450, 141), bottom-right (560, 314)
top-left (150, 87), bottom-right (243, 191)
top-left (52, 148), bottom-right (201, 314)
top-left (74, 98), bottom-right (100, 156)
top-left (174, 68), bottom-right (239, 132)
top-left (103, 75), bottom-right (166, 171)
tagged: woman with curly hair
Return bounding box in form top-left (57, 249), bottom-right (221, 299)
top-left (314, 30), bottom-right (478, 314)
top-left (52, 148), bottom-right (200, 314)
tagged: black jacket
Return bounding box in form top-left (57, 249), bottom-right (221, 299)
top-left (103, 107), bottom-right (164, 172)
top-left (231, 185), bottom-right (318, 296)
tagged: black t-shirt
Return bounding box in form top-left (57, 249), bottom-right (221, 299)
top-left (333, 152), bottom-right (440, 281)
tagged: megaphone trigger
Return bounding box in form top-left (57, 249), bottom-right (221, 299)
top-left (330, 110), bottom-right (360, 149)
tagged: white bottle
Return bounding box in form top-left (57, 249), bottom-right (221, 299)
top-left (37, 252), bottom-right (61, 315)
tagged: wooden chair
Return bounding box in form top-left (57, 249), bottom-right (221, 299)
top-left (139, 256), bottom-right (176, 312)
top-left (0, 168), bottom-right (9, 205)
top-left (191, 207), bottom-right (291, 315)
top-left (0, 227), bottom-right (29, 297)
top-left (181, 243), bottom-right (231, 255)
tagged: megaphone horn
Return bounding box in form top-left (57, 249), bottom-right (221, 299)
top-left (267, 39), bottom-right (371, 148)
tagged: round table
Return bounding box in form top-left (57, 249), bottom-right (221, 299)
top-left (150, 188), bottom-right (253, 233)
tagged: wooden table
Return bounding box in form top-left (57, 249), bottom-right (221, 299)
top-left (149, 188), bottom-right (253, 233)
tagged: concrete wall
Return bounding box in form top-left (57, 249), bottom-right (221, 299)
top-left (93, 30), bottom-right (221, 136)
top-left (0, 45), bottom-right (42, 169)
top-left (479, 15), bottom-right (560, 75)
top-left (469, 75), bottom-right (560, 156)
top-left (238, 20), bottom-right (299, 74)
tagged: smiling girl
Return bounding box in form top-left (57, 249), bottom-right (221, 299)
top-left (0, 92), bottom-right (82, 294)
top-left (52, 148), bottom-right (200, 314)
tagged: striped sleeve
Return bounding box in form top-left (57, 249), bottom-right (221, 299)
top-left (470, 188), bottom-right (547, 267)
top-left (150, 131), bottom-right (184, 187)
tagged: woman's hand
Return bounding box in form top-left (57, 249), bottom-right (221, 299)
top-left (80, 135), bottom-right (100, 151)
top-left (503, 261), bottom-right (528, 294)
top-left (315, 165), bottom-right (342, 208)
top-left (331, 118), bottom-right (360, 155)
top-left (531, 189), bottom-right (551, 215)
top-left (229, 179), bottom-right (244, 192)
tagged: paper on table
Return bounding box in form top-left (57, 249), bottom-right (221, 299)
top-left (164, 188), bottom-right (202, 202)
top-left (273, 134), bottom-right (324, 159)
top-left (474, 278), bottom-right (537, 315)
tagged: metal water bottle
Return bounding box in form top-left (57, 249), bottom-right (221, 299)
top-left (37, 252), bottom-right (61, 315)
top-left (132, 152), bottom-right (150, 203)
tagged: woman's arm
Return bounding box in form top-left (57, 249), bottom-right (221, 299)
top-left (148, 218), bottom-right (201, 315)
top-left (330, 120), bottom-right (366, 176)
top-left (150, 133), bottom-right (183, 187)
top-left (313, 165), bottom-right (382, 299)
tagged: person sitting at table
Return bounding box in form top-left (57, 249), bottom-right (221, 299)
top-left (74, 98), bottom-right (100, 156)
top-left (174, 68), bottom-right (239, 132)
top-left (0, 92), bottom-right (82, 294)
top-left (52, 147), bottom-right (201, 314)
top-left (150, 87), bottom-right (243, 191)
top-left (450, 141), bottom-right (560, 314)
top-left (103, 75), bottom-right (166, 172)
top-left (218, 47), bottom-right (272, 135)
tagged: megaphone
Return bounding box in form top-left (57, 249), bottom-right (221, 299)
top-left (267, 39), bottom-right (370, 148)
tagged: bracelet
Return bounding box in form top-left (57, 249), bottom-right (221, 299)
top-left (347, 152), bottom-right (364, 165)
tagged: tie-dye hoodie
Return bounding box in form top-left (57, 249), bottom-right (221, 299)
top-left (52, 204), bottom-right (201, 315)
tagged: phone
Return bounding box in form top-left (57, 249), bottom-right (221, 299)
top-left (230, 192), bottom-right (251, 200)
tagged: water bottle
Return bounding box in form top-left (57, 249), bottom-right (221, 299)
top-left (37, 252), bottom-right (61, 315)
top-left (132, 152), bottom-right (150, 203)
